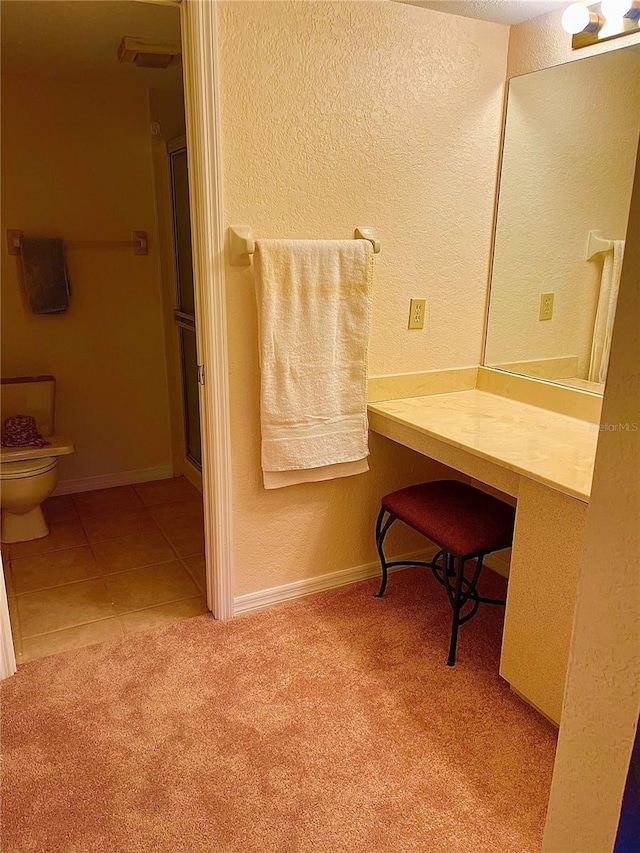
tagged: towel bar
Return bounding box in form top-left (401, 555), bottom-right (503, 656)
top-left (6, 229), bottom-right (148, 257)
top-left (586, 230), bottom-right (616, 260)
top-left (353, 227), bottom-right (381, 254)
top-left (228, 226), bottom-right (381, 266)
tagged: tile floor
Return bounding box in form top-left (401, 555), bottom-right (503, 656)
top-left (2, 477), bottom-right (208, 664)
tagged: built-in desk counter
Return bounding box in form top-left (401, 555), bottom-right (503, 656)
top-left (368, 389), bottom-right (598, 502)
top-left (368, 386), bottom-right (599, 725)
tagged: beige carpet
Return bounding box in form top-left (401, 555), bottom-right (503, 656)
top-left (1, 567), bottom-right (557, 852)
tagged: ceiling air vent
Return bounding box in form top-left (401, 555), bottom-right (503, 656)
top-left (117, 37), bottom-right (181, 69)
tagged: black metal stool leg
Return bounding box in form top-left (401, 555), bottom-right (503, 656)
top-left (447, 555), bottom-right (465, 667)
top-left (374, 508), bottom-right (396, 598)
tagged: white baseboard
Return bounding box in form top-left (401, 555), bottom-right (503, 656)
top-left (52, 464), bottom-right (174, 496)
top-left (233, 546), bottom-right (439, 616)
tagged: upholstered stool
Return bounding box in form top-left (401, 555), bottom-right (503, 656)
top-left (375, 480), bottom-right (516, 666)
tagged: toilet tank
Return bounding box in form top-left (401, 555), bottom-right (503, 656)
top-left (0, 376), bottom-right (56, 436)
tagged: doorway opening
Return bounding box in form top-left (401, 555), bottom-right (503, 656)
top-left (0, 0), bottom-right (209, 664)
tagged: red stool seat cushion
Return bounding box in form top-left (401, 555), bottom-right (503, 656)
top-left (382, 480), bottom-right (515, 558)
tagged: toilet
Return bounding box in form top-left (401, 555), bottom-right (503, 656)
top-left (0, 376), bottom-right (74, 543)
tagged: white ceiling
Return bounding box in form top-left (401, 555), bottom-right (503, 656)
top-left (0, 0), bottom-right (183, 90)
top-left (398, 1), bottom-right (568, 26)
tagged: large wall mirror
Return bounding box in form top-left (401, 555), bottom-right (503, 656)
top-left (484, 47), bottom-right (640, 395)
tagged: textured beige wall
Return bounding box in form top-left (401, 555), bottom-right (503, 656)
top-left (507, 6), bottom-right (640, 78)
top-left (0, 73), bottom-right (173, 483)
top-left (217, 0), bottom-right (509, 596)
top-left (486, 49), bottom-right (640, 377)
top-left (219, 1), bottom-right (509, 377)
top-left (542, 142), bottom-right (640, 853)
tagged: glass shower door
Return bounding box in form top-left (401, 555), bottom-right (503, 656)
top-left (168, 137), bottom-right (202, 470)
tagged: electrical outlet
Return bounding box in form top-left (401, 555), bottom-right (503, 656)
top-left (539, 292), bottom-right (554, 321)
top-left (408, 298), bottom-right (426, 330)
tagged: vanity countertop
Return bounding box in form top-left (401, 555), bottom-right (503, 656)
top-left (368, 390), bottom-right (598, 502)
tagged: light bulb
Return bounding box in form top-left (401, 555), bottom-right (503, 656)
top-left (601, 0), bottom-right (632, 17)
top-left (561, 2), bottom-right (601, 33)
top-left (562, 3), bottom-right (591, 32)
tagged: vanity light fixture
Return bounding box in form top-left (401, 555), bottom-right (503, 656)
top-left (601, 0), bottom-right (640, 18)
top-left (562, 2), bottom-right (601, 33)
top-left (563, 1), bottom-right (640, 47)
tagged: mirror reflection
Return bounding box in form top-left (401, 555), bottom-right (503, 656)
top-left (484, 47), bottom-right (640, 394)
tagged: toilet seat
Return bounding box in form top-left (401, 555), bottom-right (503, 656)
top-left (0, 457), bottom-right (57, 480)
top-left (0, 436), bottom-right (74, 464)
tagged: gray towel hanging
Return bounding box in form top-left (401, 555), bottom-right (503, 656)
top-left (20, 237), bottom-right (70, 314)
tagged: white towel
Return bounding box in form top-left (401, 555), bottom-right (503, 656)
top-left (589, 240), bottom-right (625, 384)
top-left (254, 239), bottom-right (373, 490)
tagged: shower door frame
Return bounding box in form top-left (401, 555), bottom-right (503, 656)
top-left (167, 134), bottom-right (203, 477)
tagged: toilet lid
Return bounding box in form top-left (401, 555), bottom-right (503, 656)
top-left (0, 456), bottom-right (57, 480)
